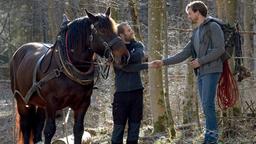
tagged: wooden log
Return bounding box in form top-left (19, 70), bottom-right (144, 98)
top-left (52, 131), bottom-right (92, 144)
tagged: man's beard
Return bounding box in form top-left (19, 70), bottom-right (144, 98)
top-left (191, 20), bottom-right (197, 24)
top-left (125, 35), bottom-right (135, 42)
top-left (191, 17), bottom-right (199, 24)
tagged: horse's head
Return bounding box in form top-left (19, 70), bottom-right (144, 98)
top-left (85, 8), bottom-right (130, 67)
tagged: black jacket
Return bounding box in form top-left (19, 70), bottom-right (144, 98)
top-left (114, 40), bottom-right (148, 92)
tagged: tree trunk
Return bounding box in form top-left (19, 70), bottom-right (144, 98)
top-left (32, 0), bottom-right (41, 42)
top-left (243, 0), bottom-right (255, 121)
top-left (66, 0), bottom-right (80, 19)
top-left (216, 1), bottom-right (242, 138)
top-left (225, 0), bottom-right (237, 24)
top-left (148, 0), bottom-right (166, 133)
top-left (41, 2), bottom-right (49, 43)
top-left (183, 65), bottom-right (197, 123)
top-left (110, 1), bottom-right (120, 20)
top-left (162, 0), bottom-right (176, 138)
top-left (225, 0), bottom-right (242, 116)
top-left (128, 0), bottom-right (143, 41)
top-left (47, 0), bottom-right (65, 42)
top-left (216, 0), bottom-right (225, 19)
top-left (244, 0), bottom-right (254, 72)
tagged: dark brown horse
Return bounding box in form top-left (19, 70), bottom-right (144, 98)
top-left (10, 8), bottom-right (129, 144)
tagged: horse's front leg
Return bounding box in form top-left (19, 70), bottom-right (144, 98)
top-left (43, 109), bottom-right (56, 144)
top-left (73, 104), bottom-right (90, 144)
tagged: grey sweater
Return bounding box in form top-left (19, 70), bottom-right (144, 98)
top-left (163, 17), bottom-right (225, 76)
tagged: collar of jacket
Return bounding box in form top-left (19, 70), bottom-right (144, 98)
top-left (201, 16), bottom-right (224, 26)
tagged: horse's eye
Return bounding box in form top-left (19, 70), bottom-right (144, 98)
top-left (98, 29), bottom-right (106, 35)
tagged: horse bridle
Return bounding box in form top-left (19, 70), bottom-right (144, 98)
top-left (88, 23), bottom-right (130, 79)
top-left (89, 23), bottom-right (126, 62)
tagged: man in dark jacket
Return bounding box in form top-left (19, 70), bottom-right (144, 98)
top-left (111, 22), bottom-right (148, 144)
top-left (151, 1), bottom-right (225, 144)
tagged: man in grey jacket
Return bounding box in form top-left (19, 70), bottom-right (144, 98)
top-left (152, 1), bottom-right (225, 143)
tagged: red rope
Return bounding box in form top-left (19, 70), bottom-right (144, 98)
top-left (217, 60), bottom-right (239, 110)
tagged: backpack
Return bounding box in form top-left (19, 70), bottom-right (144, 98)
top-left (207, 18), bottom-right (239, 61)
top-left (207, 18), bottom-right (241, 109)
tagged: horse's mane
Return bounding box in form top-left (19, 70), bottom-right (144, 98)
top-left (65, 17), bottom-right (90, 53)
top-left (96, 14), bottom-right (117, 34)
top-left (66, 14), bottom-right (117, 52)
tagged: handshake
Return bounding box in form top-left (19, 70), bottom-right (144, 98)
top-left (148, 60), bottom-right (164, 68)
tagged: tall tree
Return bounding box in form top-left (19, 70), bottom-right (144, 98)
top-left (32, 0), bottom-right (43, 42)
top-left (162, 0), bottom-right (176, 138)
top-left (0, 0), bottom-right (14, 57)
top-left (225, 0), bottom-right (237, 24)
top-left (215, 2), bottom-right (243, 139)
top-left (66, 0), bottom-right (80, 19)
top-left (180, 0), bottom-right (198, 127)
top-left (128, 0), bottom-right (143, 41)
top-left (216, 0), bottom-right (225, 19)
top-left (182, 66), bottom-right (197, 122)
top-left (224, 0), bottom-right (242, 116)
top-left (110, 0), bottom-right (120, 20)
top-left (148, 0), bottom-right (166, 133)
top-left (47, 0), bottom-right (65, 42)
top-left (11, 1), bottom-right (34, 44)
top-left (243, 0), bottom-right (254, 72)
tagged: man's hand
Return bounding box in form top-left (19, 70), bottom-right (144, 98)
top-left (190, 58), bottom-right (200, 69)
top-left (148, 60), bottom-right (163, 68)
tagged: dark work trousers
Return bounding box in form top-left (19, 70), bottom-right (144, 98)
top-left (111, 89), bottom-right (143, 144)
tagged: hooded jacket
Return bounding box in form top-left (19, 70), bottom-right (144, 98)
top-left (163, 16), bottom-right (225, 76)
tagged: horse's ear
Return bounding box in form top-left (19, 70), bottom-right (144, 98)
top-left (85, 9), bottom-right (98, 23)
top-left (62, 14), bottom-right (70, 23)
top-left (105, 7), bottom-right (111, 17)
top-left (60, 14), bottom-right (70, 29)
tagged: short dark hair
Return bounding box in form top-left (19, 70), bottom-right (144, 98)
top-left (185, 1), bottom-right (208, 17)
top-left (117, 22), bottom-right (129, 36)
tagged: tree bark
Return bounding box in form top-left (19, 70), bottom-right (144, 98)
top-left (66, 0), bottom-right (80, 19)
top-left (128, 0), bottom-right (143, 41)
top-left (148, 0), bottom-right (166, 133)
top-left (216, 0), bottom-right (225, 19)
top-left (244, 0), bottom-right (254, 72)
top-left (162, 0), bottom-right (176, 138)
top-left (47, 0), bottom-right (65, 42)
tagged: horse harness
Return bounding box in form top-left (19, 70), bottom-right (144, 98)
top-left (17, 21), bottom-right (122, 105)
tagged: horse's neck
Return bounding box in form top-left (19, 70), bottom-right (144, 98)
top-left (51, 42), bottom-right (95, 85)
top-left (56, 41), bottom-right (93, 70)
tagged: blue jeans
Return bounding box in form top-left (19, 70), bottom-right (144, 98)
top-left (197, 73), bottom-right (221, 143)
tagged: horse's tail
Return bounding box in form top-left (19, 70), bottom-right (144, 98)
top-left (15, 103), bottom-right (24, 144)
top-left (15, 101), bottom-right (34, 144)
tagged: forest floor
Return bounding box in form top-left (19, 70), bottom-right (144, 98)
top-left (0, 81), bottom-right (256, 144)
